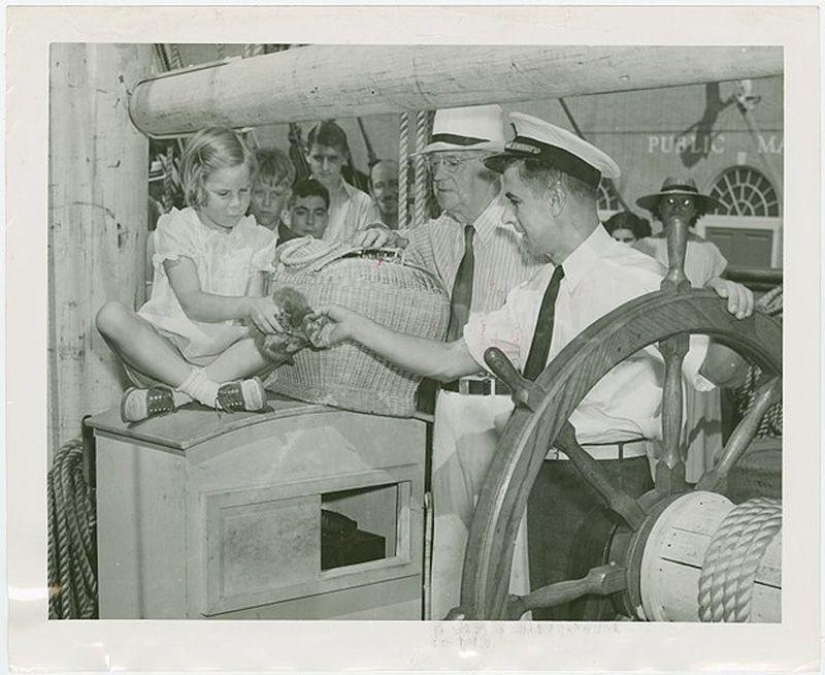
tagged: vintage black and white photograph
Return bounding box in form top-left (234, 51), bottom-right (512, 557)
top-left (6, 5), bottom-right (820, 673)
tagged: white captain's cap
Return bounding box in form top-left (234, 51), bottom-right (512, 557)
top-left (484, 112), bottom-right (620, 188)
top-left (419, 104), bottom-right (506, 154)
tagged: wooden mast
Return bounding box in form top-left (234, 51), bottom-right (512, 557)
top-left (49, 43), bottom-right (154, 458)
top-left (129, 45), bottom-right (782, 136)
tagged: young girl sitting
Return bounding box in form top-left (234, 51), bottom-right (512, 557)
top-left (97, 127), bottom-right (284, 423)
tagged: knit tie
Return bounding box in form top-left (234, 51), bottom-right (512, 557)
top-left (523, 265), bottom-right (565, 381)
top-left (446, 225), bottom-right (476, 341)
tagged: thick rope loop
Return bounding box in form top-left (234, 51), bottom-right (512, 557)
top-left (48, 439), bottom-right (98, 619)
top-left (698, 497), bottom-right (781, 622)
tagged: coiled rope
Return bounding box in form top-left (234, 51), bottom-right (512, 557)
top-left (697, 497), bottom-right (781, 622)
top-left (48, 439), bottom-right (98, 619)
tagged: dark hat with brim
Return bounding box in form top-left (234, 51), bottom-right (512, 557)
top-left (636, 176), bottom-right (725, 214)
top-left (484, 112), bottom-right (620, 189)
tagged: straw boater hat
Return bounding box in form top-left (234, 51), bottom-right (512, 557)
top-left (419, 104), bottom-right (506, 154)
top-left (636, 176), bottom-right (725, 215)
top-left (483, 112), bottom-right (620, 188)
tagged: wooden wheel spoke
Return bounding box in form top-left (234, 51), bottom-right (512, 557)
top-left (656, 333), bottom-right (690, 495)
top-left (695, 376), bottom-right (781, 493)
top-left (555, 423), bottom-right (647, 530)
top-left (484, 346), bottom-right (545, 411)
top-left (506, 563), bottom-right (626, 619)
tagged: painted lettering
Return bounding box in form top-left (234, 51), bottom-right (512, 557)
top-left (647, 133), bottom-right (727, 155)
top-left (757, 135), bottom-right (784, 154)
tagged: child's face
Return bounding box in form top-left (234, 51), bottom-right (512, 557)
top-left (610, 227), bottom-right (636, 244)
top-left (307, 143), bottom-right (347, 189)
top-left (290, 195), bottom-right (329, 239)
top-left (250, 177), bottom-right (291, 230)
top-left (199, 164), bottom-right (252, 231)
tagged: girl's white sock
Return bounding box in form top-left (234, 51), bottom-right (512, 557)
top-left (171, 391), bottom-right (193, 408)
top-left (176, 367), bottom-right (220, 408)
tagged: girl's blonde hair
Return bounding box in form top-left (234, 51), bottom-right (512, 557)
top-left (181, 127), bottom-right (257, 207)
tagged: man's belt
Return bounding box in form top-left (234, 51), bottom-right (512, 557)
top-left (441, 376), bottom-right (512, 396)
top-left (548, 439), bottom-right (649, 461)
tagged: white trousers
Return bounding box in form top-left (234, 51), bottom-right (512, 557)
top-left (429, 390), bottom-right (530, 620)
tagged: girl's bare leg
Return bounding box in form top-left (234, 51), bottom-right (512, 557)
top-left (203, 336), bottom-right (273, 384)
top-left (96, 301), bottom-right (192, 386)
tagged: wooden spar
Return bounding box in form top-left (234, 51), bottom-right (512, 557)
top-left (129, 45), bottom-right (782, 136)
top-left (49, 44), bottom-right (153, 458)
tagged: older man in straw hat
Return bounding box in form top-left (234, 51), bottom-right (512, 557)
top-left (315, 112), bottom-right (753, 621)
top-left (358, 104), bottom-right (544, 618)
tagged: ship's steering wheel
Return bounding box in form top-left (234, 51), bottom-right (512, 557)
top-left (451, 220), bottom-right (782, 620)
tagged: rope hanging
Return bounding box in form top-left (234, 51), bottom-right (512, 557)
top-left (164, 44), bottom-right (184, 71)
top-left (697, 497), bottom-right (781, 622)
top-left (242, 44), bottom-right (266, 58)
top-left (48, 439), bottom-right (98, 619)
top-left (397, 112), bottom-right (409, 228)
top-left (413, 110), bottom-right (428, 228)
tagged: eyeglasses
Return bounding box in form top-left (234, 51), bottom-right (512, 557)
top-left (424, 155), bottom-right (480, 173)
top-left (662, 196), bottom-right (696, 208)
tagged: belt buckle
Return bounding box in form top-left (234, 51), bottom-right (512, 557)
top-left (459, 379), bottom-right (470, 395)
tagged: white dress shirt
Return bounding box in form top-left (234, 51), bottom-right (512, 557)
top-left (322, 181), bottom-right (380, 243)
top-left (463, 225), bottom-right (712, 444)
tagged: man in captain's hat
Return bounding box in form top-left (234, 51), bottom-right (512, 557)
top-left (323, 112), bottom-right (753, 620)
top-left (357, 104), bottom-right (544, 619)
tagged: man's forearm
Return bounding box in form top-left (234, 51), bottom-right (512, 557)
top-left (699, 340), bottom-right (748, 388)
top-left (348, 317), bottom-right (479, 382)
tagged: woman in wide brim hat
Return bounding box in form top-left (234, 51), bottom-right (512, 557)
top-left (636, 175), bottom-right (726, 226)
top-left (634, 176), bottom-right (728, 285)
top-left (635, 175), bottom-right (729, 485)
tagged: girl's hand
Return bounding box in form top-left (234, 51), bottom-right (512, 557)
top-left (304, 304), bottom-right (359, 348)
top-left (705, 277), bottom-right (754, 319)
top-left (246, 296), bottom-right (286, 334)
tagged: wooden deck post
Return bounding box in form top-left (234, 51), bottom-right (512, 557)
top-left (48, 43), bottom-right (154, 459)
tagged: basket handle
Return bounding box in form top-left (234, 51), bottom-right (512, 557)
top-left (274, 237), bottom-right (449, 296)
top-left (276, 238), bottom-right (366, 272)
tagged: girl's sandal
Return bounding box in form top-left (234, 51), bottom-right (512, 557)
top-left (216, 377), bottom-right (267, 413)
top-left (120, 386), bottom-right (177, 423)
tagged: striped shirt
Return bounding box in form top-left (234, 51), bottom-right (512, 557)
top-left (402, 194), bottom-right (545, 315)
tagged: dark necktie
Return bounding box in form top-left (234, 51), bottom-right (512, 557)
top-left (523, 265), bottom-right (566, 381)
top-left (446, 225), bottom-right (476, 341)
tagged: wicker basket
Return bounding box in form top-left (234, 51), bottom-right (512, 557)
top-left (266, 238), bottom-right (450, 417)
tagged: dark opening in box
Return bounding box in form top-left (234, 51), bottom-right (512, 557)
top-left (320, 483), bottom-right (399, 570)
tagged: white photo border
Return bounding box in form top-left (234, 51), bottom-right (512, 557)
top-left (6, 4), bottom-right (820, 673)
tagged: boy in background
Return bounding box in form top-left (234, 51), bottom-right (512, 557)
top-left (284, 179), bottom-right (331, 241)
top-left (249, 147), bottom-right (295, 242)
top-left (305, 120), bottom-right (379, 241)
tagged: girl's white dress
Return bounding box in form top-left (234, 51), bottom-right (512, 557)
top-left (139, 207), bottom-right (277, 364)
top-left (634, 232), bottom-right (728, 482)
